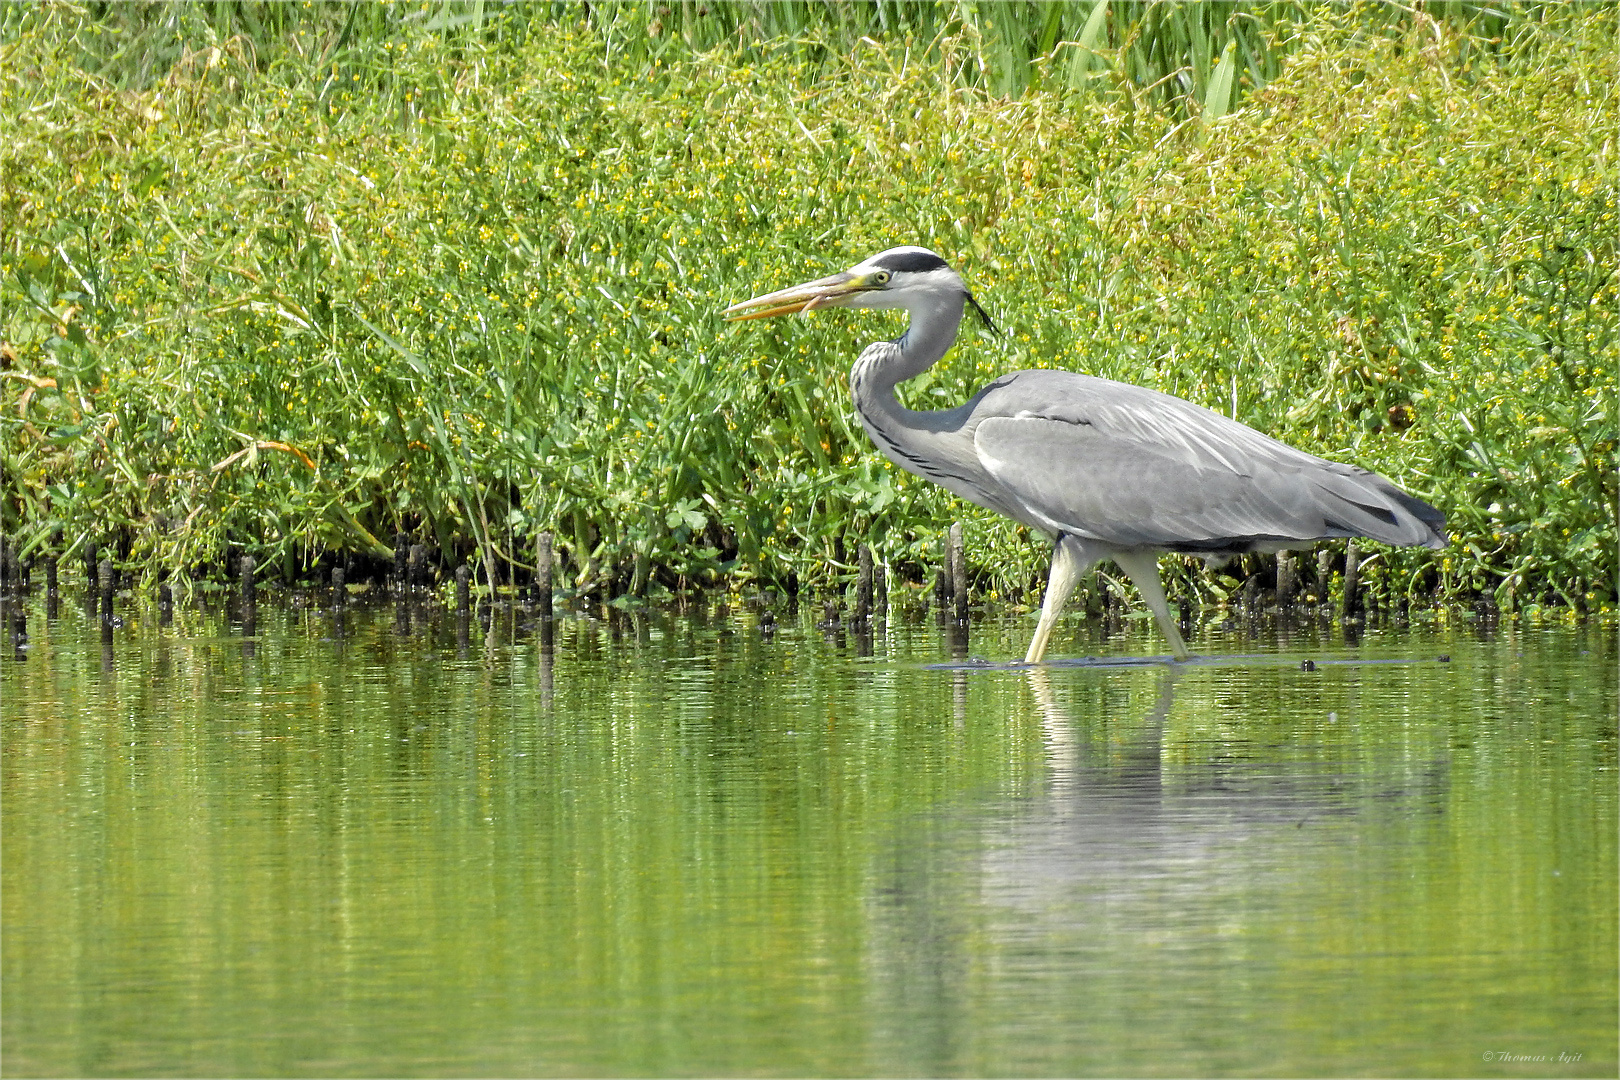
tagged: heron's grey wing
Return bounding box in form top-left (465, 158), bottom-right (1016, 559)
top-left (970, 371), bottom-right (1446, 550)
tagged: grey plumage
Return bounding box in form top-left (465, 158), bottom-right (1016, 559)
top-left (910, 368), bottom-right (1444, 553)
top-left (726, 246), bottom-right (1446, 662)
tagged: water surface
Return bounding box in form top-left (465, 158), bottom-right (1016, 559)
top-left (4, 597), bottom-right (1614, 1076)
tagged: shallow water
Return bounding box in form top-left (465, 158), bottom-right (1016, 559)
top-left (3, 596), bottom-right (1615, 1077)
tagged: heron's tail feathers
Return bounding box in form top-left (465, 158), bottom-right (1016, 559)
top-left (1311, 466), bottom-right (1447, 549)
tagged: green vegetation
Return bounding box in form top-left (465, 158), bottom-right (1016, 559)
top-left (2, 2), bottom-right (1614, 616)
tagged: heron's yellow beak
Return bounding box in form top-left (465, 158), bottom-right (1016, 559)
top-left (722, 271), bottom-right (874, 321)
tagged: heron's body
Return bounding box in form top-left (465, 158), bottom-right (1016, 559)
top-left (726, 247), bottom-right (1446, 662)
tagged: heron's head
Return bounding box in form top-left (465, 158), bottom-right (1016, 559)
top-left (724, 246), bottom-right (997, 331)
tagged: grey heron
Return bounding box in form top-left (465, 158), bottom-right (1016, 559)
top-left (724, 246), bottom-right (1447, 662)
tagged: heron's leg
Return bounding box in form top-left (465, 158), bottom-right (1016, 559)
top-left (1024, 535), bottom-right (1095, 664)
top-left (1111, 550), bottom-right (1190, 660)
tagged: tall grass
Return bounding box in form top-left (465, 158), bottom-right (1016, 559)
top-left (2, 2), bottom-right (1614, 613)
top-left (34, 2), bottom-right (1576, 112)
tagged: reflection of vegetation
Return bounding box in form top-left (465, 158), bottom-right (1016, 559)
top-left (2, 3), bottom-right (1612, 613)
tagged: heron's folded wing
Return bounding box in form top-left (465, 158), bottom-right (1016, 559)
top-left (973, 406), bottom-right (1443, 550)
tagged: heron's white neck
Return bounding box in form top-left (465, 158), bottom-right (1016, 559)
top-left (875, 287), bottom-right (966, 392)
top-left (848, 287), bottom-right (995, 511)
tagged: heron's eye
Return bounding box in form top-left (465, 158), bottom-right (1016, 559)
top-left (871, 270), bottom-right (892, 286)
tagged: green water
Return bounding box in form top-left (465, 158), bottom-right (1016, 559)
top-left (3, 596), bottom-right (1615, 1077)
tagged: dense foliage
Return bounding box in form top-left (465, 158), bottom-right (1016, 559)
top-left (2, 2), bottom-right (1614, 614)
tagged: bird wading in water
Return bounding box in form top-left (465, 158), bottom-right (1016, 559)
top-left (724, 247), bottom-right (1447, 663)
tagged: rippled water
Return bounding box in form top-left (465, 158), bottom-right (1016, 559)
top-left (3, 595), bottom-right (1614, 1077)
